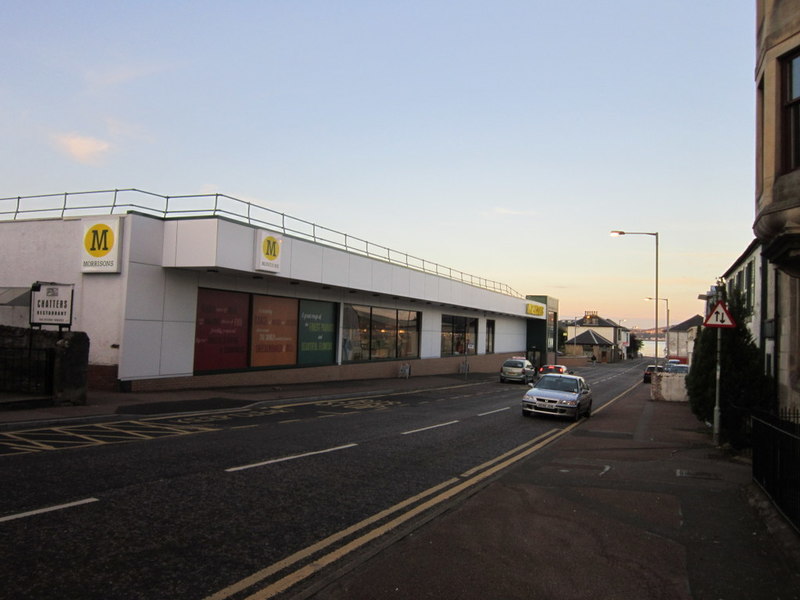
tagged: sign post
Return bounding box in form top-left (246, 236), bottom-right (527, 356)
top-left (703, 301), bottom-right (736, 445)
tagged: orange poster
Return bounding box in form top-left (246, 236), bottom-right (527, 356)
top-left (251, 296), bottom-right (298, 367)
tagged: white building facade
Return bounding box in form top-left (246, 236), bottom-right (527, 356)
top-left (0, 190), bottom-right (547, 391)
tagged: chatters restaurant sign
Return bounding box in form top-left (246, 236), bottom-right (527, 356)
top-left (30, 282), bottom-right (74, 328)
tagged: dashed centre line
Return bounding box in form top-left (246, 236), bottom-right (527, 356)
top-left (0, 497), bottom-right (99, 523)
top-left (225, 443), bottom-right (359, 473)
top-left (401, 420), bottom-right (459, 435)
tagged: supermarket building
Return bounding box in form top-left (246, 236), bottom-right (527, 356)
top-left (0, 190), bottom-right (558, 392)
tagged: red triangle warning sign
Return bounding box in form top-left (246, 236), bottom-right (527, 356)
top-left (704, 301), bottom-right (736, 328)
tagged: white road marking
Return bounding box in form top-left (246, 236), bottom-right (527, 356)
top-left (401, 421), bottom-right (459, 435)
top-left (0, 497), bottom-right (99, 523)
top-left (477, 406), bottom-right (510, 417)
top-left (225, 443), bottom-right (358, 473)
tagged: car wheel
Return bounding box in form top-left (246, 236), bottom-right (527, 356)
top-left (500, 377), bottom-right (505, 383)
top-left (522, 409), bottom-right (529, 417)
top-left (585, 402), bottom-right (592, 418)
top-left (574, 407), bottom-right (581, 422)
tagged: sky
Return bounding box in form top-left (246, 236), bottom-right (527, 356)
top-left (1, 1), bottom-right (757, 329)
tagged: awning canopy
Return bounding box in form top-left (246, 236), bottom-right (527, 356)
top-left (0, 287), bottom-right (30, 307)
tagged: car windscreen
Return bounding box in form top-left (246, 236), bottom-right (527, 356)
top-left (535, 377), bottom-right (578, 393)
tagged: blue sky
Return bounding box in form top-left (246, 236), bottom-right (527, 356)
top-left (2, 1), bottom-right (756, 328)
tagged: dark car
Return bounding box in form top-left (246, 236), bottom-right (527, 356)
top-left (643, 364), bottom-right (664, 383)
top-left (522, 374), bottom-right (592, 421)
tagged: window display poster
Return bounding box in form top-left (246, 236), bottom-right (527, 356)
top-left (251, 295), bottom-right (298, 367)
top-left (298, 300), bottom-right (336, 366)
top-left (194, 289), bottom-right (249, 371)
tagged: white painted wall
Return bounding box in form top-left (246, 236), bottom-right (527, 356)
top-left (2, 213), bottom-right (543, 381)
top-left (0, 217), bottom-right (126, 366)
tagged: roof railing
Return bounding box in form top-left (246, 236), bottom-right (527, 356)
top-left (0, 188), bottom-right (525, 299)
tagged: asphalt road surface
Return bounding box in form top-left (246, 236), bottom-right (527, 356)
top-left (0, 360), bottom-right (645, 599)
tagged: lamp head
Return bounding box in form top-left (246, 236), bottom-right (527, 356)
top-left (610, 230), bottom-right (625, 237)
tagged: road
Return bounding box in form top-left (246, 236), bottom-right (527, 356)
top-left (0, 360), bottom-right (645, 599)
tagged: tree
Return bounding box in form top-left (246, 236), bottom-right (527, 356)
top-left (626, 333), bottom-right (643, 359)
top-left (685, 283), bottom-right (775, 448)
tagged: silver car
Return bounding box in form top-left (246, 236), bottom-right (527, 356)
top-left (522, 374), bottom-right (592, 420)
top-left (500, 358), bottom-right (536, 384)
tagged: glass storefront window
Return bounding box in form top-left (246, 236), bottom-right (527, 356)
top-left (371, 307), bottom-right (397, 359)
top-left (441, 315), bottom-right (477, 356)
top-left (342, 304), bottom-right (420, 362)
top-left (342, 304), bottom-right (371, 362)
top-left (398, 310), bottom-right (420, 358)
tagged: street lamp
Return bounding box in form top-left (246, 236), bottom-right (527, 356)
top-left (610, 230), bottom-right (660, 367)
top-left (645, 297), bottom-right (669, 358)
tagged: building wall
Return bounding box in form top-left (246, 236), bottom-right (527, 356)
top-left (1, 212), bottom-right (541, 389)
top-left (754, 0), bottom-right (800, 409)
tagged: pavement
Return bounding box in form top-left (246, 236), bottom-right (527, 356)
top-left (2, 374), bottom-right (800, 599)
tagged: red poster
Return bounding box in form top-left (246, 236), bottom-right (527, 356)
top-left (194, 289), bottom-right (249, 371)
top-left (251, 296), bottom-right (298, 367)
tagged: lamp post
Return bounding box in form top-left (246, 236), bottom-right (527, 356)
top-left (611, 230), bottom-right (660, 367)
top-left (644, 297), bottom-right (669, 358)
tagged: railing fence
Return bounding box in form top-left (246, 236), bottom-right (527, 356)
top-left (1, 189), bottom-right (524, 299)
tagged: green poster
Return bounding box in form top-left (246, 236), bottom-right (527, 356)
top-left (298, 300), bottom-right (337, 366)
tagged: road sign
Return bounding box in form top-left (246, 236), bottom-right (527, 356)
top-left (704, 300), bottom-right (736, 328)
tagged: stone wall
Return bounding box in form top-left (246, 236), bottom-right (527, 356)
top-left (0, 325), bottom-right (90, 405)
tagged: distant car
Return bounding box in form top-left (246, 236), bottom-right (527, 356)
top-left (500, 358), bottom-right (535, 384)
top-left (538, 364), bottom-right (570, 375)
top-left (665, 363), bottom-right (689, 374)
top-left (522, 374), bottom-right (592, 421)
top-left (643, 365), bottom-right (664, 383)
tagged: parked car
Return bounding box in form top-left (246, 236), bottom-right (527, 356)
top-left (665, 363), bottom-right (689, 374)
top-left (538, 364), bottom-right (570, 375)
top-left (500, 358), bottom-right (535, 384)
top-left (522, 374), bottom-right (592, 420)
top-left (643, 364), bottom-right (664, 383)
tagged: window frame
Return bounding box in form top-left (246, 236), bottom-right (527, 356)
top-left (781, 49), bottom-right (800, 173)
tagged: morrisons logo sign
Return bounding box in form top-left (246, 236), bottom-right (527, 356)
top-left (81, 218), bottom-right (121, 273)
top-left (254, 230), bottom-right (283, 273)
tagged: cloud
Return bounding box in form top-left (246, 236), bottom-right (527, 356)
top-left (53, 133), bottom-right (111, 165)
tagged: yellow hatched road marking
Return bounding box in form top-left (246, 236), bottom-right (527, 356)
top-left (0, 421), bottom-right (218, 455)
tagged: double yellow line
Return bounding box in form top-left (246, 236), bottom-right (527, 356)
top-left (207, 426), bottom-right (571, 600)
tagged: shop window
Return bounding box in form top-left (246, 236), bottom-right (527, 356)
top-left (342, 304), bottom-right (420, 362)
top-left (398, 310), bottom-right (420, 359)
top-left (371, 307), bottom-right (397, 359)
top-left (342, 304), bottom-right (371, 361)
top-left (441, 315), bottom-right (477, 356)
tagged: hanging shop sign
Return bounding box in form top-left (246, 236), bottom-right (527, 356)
top-left (81, 217), bottom-right (122, 273)
top-left (30, 282), bottom-right (74, 328)
top-left (254, 230), bottom-right (283, 273)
